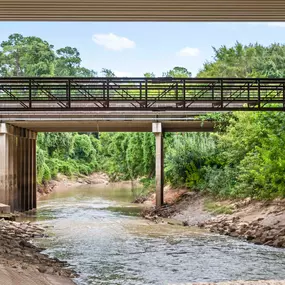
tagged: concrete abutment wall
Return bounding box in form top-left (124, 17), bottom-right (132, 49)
top-left (0, 123), bottom-right (37, 212)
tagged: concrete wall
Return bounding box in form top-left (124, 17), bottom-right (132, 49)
top-left (0, 123), bottom-right (37, 212)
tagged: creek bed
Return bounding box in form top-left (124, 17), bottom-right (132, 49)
top-left (26, 183), bottom-right (285, 285)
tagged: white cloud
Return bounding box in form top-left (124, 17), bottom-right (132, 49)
top-left (92, 33), bottom-right (136, 51)
top-left (177, 47), bottom-right (200, 57)
top-left (114, 71), bottom-right (133, 77)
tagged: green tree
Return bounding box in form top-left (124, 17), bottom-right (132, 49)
top-left (55, 47), bottom-right (81, 76)
top-left (101, 68), bottom-right (116, 77)
top-left (144, 72), bottom-right (155, 78)
top-left (163, 66), bottom-right (191, 78)
top-left (0, 33), bottom-right (55, 76)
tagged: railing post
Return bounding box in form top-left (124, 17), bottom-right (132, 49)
top-left (145, 79), bottom-right (148, 108)
top-left (247, 82), bottom-right (250, 108)
top-left (103, 82), bottom-right (105, 101)
top-left (183, 79), bottom-right (186, 108)
top-left (106, 79), bottom-right (110, 108)
top-left (220, 79), bottom-right (223, 109)
top-left (67, 79), bottom-right (71, 108)
top-left (29, 79), bottom-right (32, 109)
top-left (176, 82), bottom-right (178, 100)
top-left (258, 79), bottom-right (261, 109)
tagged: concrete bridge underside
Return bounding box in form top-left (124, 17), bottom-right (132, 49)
top-left (0, 111), bottom-right (214, 211)
top-left (0, 0), bottom-right (285, 21)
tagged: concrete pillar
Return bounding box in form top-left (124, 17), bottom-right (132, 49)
top-left (0, 124), bottom-right (8, 206)
top-left (152, 122), bottom-right (164, 208)
top-left (32, 138), bottom-right (37, 209)
top-left (27, 135), bottom-right (31, 210)
top-left (23, 131), bottom-right (28, 211)
top-left (18, 133), bottom-right (24, 211)
top-left (8, 133), bottom-right (14, 212)
top-left (0, 123), bottom-right (37, 212)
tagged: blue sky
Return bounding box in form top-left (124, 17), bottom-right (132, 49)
top-left (1, 22), bottom-right (285, 76)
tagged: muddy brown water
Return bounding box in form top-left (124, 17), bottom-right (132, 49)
top-left (26, 183), bottom-right (285, 285)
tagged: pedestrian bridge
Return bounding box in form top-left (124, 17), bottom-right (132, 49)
top-left (0, 77), bottom-right (284, 112)
top-left (0, 77), bottom-right (284, 213)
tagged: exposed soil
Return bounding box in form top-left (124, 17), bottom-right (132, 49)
top-left (142, 188), bottom-right (285, 248)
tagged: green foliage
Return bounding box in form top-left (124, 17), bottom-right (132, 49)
top-left (55, 47), bottom-right (81, 76)
top-left (165, 133), bottom-right (216, 187)
top-left (194, 42), bottom-right (285, 199)
top-left (198, 42), bottom-right (285, 78)
top-left (0, 33), bottom-right (96, 77)
top-left (163, 66), bottom-right (192, 78)
top-left (98, 132), bottom-right (155, 181)
top-left (0, 33), bottom-right (55, 76)
top-left (144, 72), bottom-right (155, 78)
top-left (163, 43), bottom-right (285, 200)
top-left (37, 133), bottom-right (100, 180)
top-left (101, 68), bottom-right (116, 77)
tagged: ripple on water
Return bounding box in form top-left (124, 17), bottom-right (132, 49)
top-left (32, 185), bottom-right (285, 285)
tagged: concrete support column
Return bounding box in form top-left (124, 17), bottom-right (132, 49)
top-left (0, 123), bottom-right (37, 212)
top-left (32, 137), bottom-right (37, 209)
top-left (18, 133), bottom-right (24, 212)
top-left (152, 122), bottom-right (164, 208)
top-left (8, 133), bottom-right (15, 212)
top-left (23, 131), bottom-right (28, 211)
top-left (0, 124), bottom-right (8, 206)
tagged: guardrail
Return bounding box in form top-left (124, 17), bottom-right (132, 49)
top-left (0, 77), bottom-right (284, 111)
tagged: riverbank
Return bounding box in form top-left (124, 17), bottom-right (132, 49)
top-left (0, 173), bottom-right (111, 285)
top-left (0, 219), bottom-right (76, 285)
top-left (142, 188), bottom-right (285, 248)
top-left (37, 172), bottom-right (110, 199)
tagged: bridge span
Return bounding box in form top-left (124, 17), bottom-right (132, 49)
top-left (0, 77), bottom-right (284, 212)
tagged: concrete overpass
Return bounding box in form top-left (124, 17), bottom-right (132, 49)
top-left (0, 0), bottom-right (285, 21)
top-left (0, 108), bottom-right (215, 213)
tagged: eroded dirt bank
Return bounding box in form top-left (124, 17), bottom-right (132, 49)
top-left (0, 219), bottom-right (76, 285)
top-left (143, 188), bottom-right (285, 248)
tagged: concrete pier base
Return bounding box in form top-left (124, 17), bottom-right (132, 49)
top-left (0, 123), bottom-right (37, 212)
top-left (152, 122), bottom-right (164, 208)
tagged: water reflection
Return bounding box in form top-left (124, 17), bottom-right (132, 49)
top-left (30, 183), bottom-right (285, 285)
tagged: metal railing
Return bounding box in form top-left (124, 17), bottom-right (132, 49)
top-left (0, 77), bottom-right (284, 111)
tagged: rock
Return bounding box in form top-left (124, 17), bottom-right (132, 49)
top-left (38, 265), bottom-right (47, 273)
top-left (46, 267), bottom-right (55, 274)
top-left (19, 240), bottom-right (34, 248)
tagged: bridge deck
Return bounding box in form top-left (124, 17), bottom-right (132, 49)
top-left (0, 77), bottom-right (284, 112)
